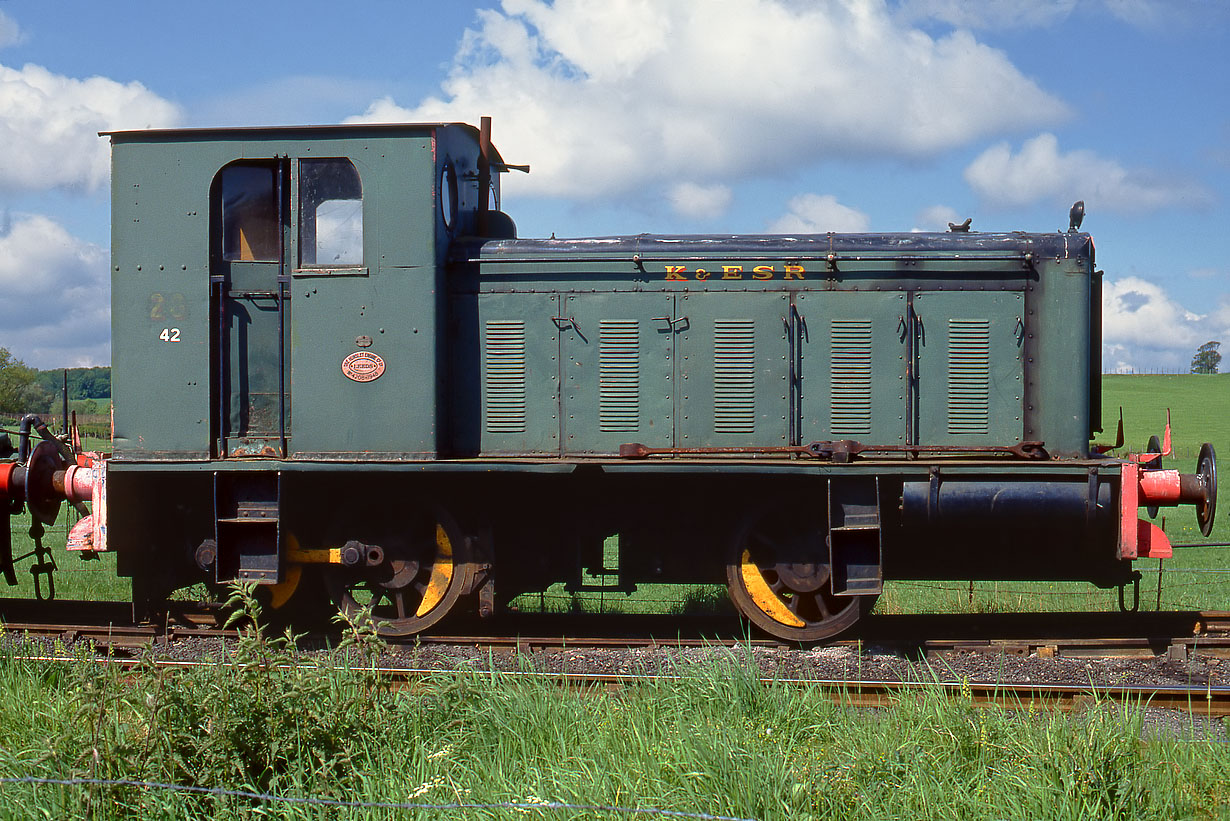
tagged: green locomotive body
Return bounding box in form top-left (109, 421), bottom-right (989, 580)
top-left (0, 121), bottom-right (1214, 641)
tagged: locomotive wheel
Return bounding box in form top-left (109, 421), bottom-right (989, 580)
top-left (325, 506), bottom-right (474, 637)
top-left (725, 507), bottom-right (874, 642)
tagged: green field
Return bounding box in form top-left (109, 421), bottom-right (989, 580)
top-left (1104, 374), bottom-right (1229, 610)
top-left (1102, 373), bottom-right (1230, 461)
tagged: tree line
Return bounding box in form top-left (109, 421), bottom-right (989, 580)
top-left (0, 347), bottom-right (110, 415)
top-left (1190, 341), bottom-right (1221, 374)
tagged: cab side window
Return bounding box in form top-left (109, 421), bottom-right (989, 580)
top-left (299, 159), bottom-right (363, 267)
top-left (221, 164), bottom-right (280, 262)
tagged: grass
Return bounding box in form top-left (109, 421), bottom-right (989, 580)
top-left (0, 615), bottom-right (1227, 820)
top-left (508, 581), bottom-right (734, 617)
top-left (876, 556), bottom-right (1229, 615)
top-left (2, 516), bottom-right (129, 602)
top-left (1101, 373), bottom-right (1230, 460)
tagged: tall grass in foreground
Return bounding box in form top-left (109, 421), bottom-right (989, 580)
top-left (0, 598), bottom-right (1227, 819)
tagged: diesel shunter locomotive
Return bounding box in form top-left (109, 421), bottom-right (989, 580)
top-left (0, 119), bottom-right (1218, 641)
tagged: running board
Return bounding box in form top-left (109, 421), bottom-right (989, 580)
top-left (214, 471), bottom-right (282, 584)
top-left (829, 477), bottom-right (884, 596)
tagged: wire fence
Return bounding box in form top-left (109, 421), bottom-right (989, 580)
top-left (887, 579), bottom-right (1230, 595)
top-left (1105, 368), bottom-right (1222, 375)
top-left (0, 777), bottom-right (758, 820)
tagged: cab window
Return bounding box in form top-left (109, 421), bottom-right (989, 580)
top-left (299, 159), bottom-right (363, 267)
top-left (221, 163), bottom-right (280, 262)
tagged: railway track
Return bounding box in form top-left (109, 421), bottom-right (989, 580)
top-left (406, 610), bottom-right (1230, 660)
top-left (9, 652), bottom-right (1230, 719)
top-left (2, 599), bottom-right (1229, 658)
top-left (4, 600), bottom-right (1229, 717)
top-left (444, 670), bottom-right (1230, 719)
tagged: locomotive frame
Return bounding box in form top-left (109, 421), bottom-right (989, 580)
top-left (0, 119), bottom-right (1217, 641)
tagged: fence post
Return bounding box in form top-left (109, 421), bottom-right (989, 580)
top-left (1155, 558), bottom-right (1165, 611)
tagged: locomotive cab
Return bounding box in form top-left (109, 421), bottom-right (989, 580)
top-left (96, 123), bottom-right (511, 623)
top-left (105, 122), bottom-right (503, 462)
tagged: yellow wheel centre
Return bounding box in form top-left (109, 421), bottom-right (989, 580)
top-left (740, 549), bottom-right (805, 627)
top-left (416, 523), bottom-right (455, 617)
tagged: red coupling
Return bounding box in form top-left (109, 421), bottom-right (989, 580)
top-left (1138, 469), bottom-right (1182, 505)
top-left (62, 465), bottom-right (97, 504)
top-left (0, 462), bottom-right (17, 499)
top-left (1118, 464), bottom-right (1174, 559)
top-left (1137, 467), bottom-right (1212, 509)
top-left (69, 458), bottom-right (108, 552)
top-left (1135, 519), bottom-right (1172, 559)
top-left (67, 515), bottom-right (95, 550)
top-left (1119, 462), bottom-right (1139, 559)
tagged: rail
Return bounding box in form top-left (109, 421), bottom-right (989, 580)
top-left (3, 602), bottom-right (1230, 657)
top-left (7, 653), bottom-right (1230, 719)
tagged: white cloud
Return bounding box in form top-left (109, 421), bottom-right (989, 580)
top-left (349, 0), bottom-right (1066, 201)
top-left (0, 214), bottom-right (109, 367)
top-left (0, 10), bottom-right (25, 49)
top-left (1102, 0), bottom-right (1163, 26)
top-left (769, 193), bottom-right (870, 233)
top-left (1189, 267), bottom-right (1224, 281)
top-left (1103, 0), bottom-right (1230, 28)
top-left (0, 62), bottom-right (180, 193)
top-left (896, 0), bottom-right (1216, 31)
top-left (912, 204), bottom-right (963, 232)
top-left (1104, 277), bottom-right (1204, 348)
top-left (964, 133), bottom-right (1210, 213)
top-left (668, 182), bottom-right (733, 220)
top-left (895, 0), bottom-right (1077, 29)
top-left (1101, 276), bottom-right (1230, 373)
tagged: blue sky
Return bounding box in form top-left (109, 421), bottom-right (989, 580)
top-left (1, 0), bottom-right (1227, 371)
